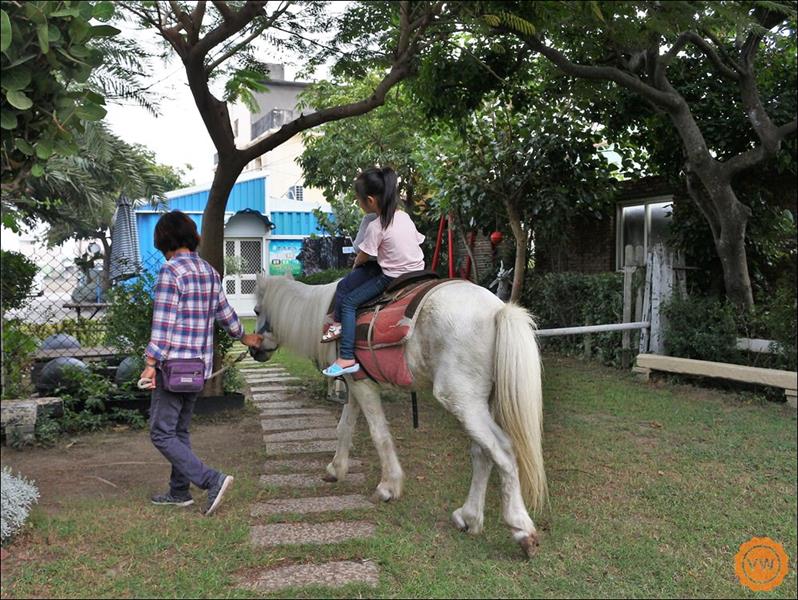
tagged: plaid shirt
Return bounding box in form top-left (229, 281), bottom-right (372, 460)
top-left (145, 252), bottom-right (243, 378)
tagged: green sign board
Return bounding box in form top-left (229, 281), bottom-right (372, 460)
top-left (269, 240), bottom-right (302, 276)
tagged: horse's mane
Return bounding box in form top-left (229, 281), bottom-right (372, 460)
top-left (256, 275), bottom-right (337, 367)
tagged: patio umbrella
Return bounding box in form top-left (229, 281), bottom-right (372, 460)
top-left (109, 194), bottom-right (141, 281)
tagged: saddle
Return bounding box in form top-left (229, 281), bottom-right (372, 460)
top-left (324, 270), bottom-right (460, 386)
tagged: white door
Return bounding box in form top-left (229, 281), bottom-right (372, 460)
top-left (224, 238), bottom-right (264, 315)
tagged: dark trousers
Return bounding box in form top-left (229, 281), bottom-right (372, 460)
top-left (149, 371), bottom-right (218, 494)
top-left (333, 261), bottom-right (383, 322)
top-left (339, 272), bottom-right (394, 359)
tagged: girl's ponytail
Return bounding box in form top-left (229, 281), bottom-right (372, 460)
top-left (378, 167), bottom-right (399, 229)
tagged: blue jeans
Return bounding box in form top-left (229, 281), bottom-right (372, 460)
top-left (149, 371), bottom-right (219, 494)
top-left (333, 261), bottom-right (383, 322)
top-left (339, 272), bottom-right (394, 359)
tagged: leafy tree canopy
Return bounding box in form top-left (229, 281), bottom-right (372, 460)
top-left (1, 0), bottom-right (154, 231)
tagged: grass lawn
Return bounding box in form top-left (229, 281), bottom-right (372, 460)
top-left (1, 348), bottom-right (795, 598)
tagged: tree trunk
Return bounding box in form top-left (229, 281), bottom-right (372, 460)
top-left (706, 188), bottom-right (754, 309)
top-left (668, 104), bottom-right (756, 309)
top-left (198, 160), bottom-right (241, 397)
top-left (504, 197), bottom-right (526, 303)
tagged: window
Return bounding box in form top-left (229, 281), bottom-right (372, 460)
top-left (251, 109), bottom-right (295, 139)
top-left (288, 185), bottom-right (304, 202)
top-left (616, 197), bottom-right (673, 269)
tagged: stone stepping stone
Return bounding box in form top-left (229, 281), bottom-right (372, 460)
top-left (238, 560), bottom-right (379, 594)
top-left (260, 408), bottom-right (334, 417)
top-left (251, 494), bottom-right (373, 517)
top-left (250, 521), bottom-right (375, 547)
top-left (250, 385), bottom-right (294, 394)
top-left (265, 440), bottom-right (338, 455)
top-left (262, 428), bottom-right (338, 443)
top-left (246, 376), bottom-right (301, 384)
top-left (257, 402), bottom-right (319, 411)
top-left (251, 393), bottom-right (293, 402)
top-left (259, 472), bottom-right (366, 489)
top-left (261, 416), bottom-right (338, 431)
top-left (262, 458), bottom-right (364, 474)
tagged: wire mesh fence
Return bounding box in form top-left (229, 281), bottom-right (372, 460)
top-left (1, 249), bottom-right (165, 400)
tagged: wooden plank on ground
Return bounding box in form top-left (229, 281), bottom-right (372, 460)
top-left (636, 354), bottom-right (798, 390)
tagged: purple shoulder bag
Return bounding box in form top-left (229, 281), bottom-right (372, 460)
top-left (161, 276), bottom-right (215, 394)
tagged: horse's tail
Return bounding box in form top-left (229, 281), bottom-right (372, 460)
top-left (493, 302), bottom-right (548, 513)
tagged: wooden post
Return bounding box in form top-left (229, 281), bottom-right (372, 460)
top-left (622, 245), bottom-right (636, 368)
top-left (639, 251), bottom-right (653, 353)
top-left (648, 244), bottom-right (677, 355)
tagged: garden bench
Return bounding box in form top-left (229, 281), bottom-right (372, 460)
top-left (633, 353), bottom-right (797, 410)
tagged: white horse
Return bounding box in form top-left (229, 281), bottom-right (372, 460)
top-left (251, 274), bottom-right (547, 557)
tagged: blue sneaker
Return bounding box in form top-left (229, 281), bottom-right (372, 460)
top-left (151, 491), bottom-right (194, 507)
top-left (203, 473), bottom-right (234, 516)
top-left (322, 362), bottom-right (360, 377)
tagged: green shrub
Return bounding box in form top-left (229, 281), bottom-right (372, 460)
top-left (1, 319), bottom-right (37, 399)
top-left (521, 273), bottom-right (623, 366)
top-left (662, 289), bottom-right (796, 371)
top-left (759, 283), bottom-right (797, 370)
top-left (662, 295), bottom-right (738, 363)
top-left (104, 273), bottom-right (156, 355)
top-left (0, 250), bottom-right (38, 312)
top-left (297, 268), bottom-right (348, 285)
top-left (522, 272), bottom-right (624, 366)
top-left (48, 366), bottom-right (146, 438)
top-left (20, 317), bottom-right (106, 348)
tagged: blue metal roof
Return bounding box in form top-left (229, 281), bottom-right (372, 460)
top-left (149, 176), bottom-right (266, 213)
top-left (134, 174), bottom-right (328, 271)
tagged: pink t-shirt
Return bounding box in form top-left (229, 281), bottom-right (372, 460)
top-left (358, 211), bottom-right (425, 277)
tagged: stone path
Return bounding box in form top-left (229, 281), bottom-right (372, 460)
top-left (234, 355), bottom-right (379, 595)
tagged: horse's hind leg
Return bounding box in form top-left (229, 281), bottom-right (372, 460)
top-left (457, 405), bottom-right (538, 552)
top-left (350, 381), bottom-right (404, 501)
top-left (325, 398), bottom-right (361, 482)
top-left (452, 441), bottom-right (493, 534)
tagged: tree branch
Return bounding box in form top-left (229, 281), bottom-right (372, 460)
top-left (523, 36), bottom-right (681, 110)
top-left (660, 32), bottom-right (740, 81)
top-left (190, 1), bottom-right (207, 44)
top-left (722, 118), bottom-right (797, 177)
top-left (193, 1), bottom-right (267, 60)
top-left (240, 63), bottom-right (411, 163)
top-left (205, 1), bottom-right (292, 74)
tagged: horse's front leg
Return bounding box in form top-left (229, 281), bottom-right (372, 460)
top-left (324, 395), bottom-right (361, 482)
top-left (350, 380), bottom-right (404, 501)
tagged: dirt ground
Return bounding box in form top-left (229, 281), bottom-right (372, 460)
top-left (0, 408), bottom-right (266, 516)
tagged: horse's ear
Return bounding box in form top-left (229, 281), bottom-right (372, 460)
top-left (256, 273), bottom-right (267, 290)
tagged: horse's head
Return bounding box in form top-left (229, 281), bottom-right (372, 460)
top-left (250, 274), bottom-right (280, 362)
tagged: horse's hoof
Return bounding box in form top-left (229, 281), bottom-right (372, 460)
top-left (373, 485), bottom-right (395, 502)
top-left (518, 531), bottom-right (540, 559)
top-left (322, 473), bottom-right (338, 483)
top-left (452, 509), bottom-right (468, 532)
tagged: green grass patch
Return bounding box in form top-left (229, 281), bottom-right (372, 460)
top-left (2, 352), bottom-right (796, 598)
